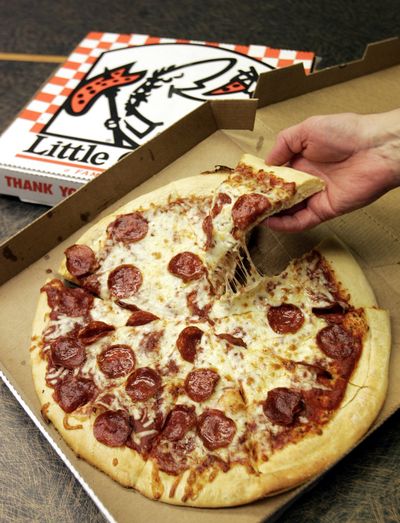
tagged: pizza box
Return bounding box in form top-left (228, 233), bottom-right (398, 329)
top-left (0, 31), bottom-right (314, 206)
top-left (0, 36), bottom-right (399, 523)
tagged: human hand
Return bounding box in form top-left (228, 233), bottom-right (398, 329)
top-left (265, 110), bottom-right (400, 232)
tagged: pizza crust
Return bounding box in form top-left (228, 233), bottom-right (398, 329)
top-left (30, 289), bottom-right (147, 488)
top-left (241, 153), bottom-right (325, 194)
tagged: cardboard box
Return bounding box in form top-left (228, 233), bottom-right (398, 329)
top-left (0, 37), bottom-right (399, 523)
top-left (0, 31), bottom-right (314, 205)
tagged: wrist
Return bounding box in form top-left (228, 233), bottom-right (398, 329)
top-left (362, 110), bottom-right (400, 189)
top-left (376, 139), bottom-right (400, 189)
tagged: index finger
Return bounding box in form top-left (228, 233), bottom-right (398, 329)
top-left (265, 123), bottom-right (305, 166)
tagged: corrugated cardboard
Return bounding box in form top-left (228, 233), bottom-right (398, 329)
top-left (0, 37), bottom-right (399, 523)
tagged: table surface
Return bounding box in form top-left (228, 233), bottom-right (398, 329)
top-left (1, 1), bottom-right (399, 522)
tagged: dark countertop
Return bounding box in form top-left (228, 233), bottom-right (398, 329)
top-left (1, 1), bottom-right (399, 521)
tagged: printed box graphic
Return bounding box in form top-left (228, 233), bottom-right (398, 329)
top-left (0, 32), bottom-right (314, 204)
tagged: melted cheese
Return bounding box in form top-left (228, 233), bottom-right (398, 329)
top-left (39, 155), bottom-right (353, 479)
top-left (91, 198), bottom-right (213, 319)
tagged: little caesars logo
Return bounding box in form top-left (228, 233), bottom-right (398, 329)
top-left (24, 43), bottom-right (272, 165)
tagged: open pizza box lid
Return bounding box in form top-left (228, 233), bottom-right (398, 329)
top-left (1, 37), bottom-right (399, 523)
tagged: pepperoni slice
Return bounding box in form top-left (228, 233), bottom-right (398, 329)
top-left (78, 321), bottom-right (115, 345)
top-left (64, 244), bottom-right (98, 277)
top-left (162, 405), bottom-right (196, 441)
top-left (211, 192), bottom-right (232, 218)
top-left (168, 252), bottom-right (206, 282)
top-left (202, 215), bottom-right (214, 250)
top-left (184, 369), bottom-right (220, 402)
top-left (116, 301), bottom-right (140, 311)
top-left (316, 324), bottom-right (359, 359)
top-left (197, 409), bottom-right (236, 450)
top-left (55, 375), bottom-right (95, 413)
top-left (41, 279), bottom-right (93, 318)
top-left (107, 212), bottom-right (148, 243)
top-left (231, 193), bottom-right (271, 230)
top-left (41, 278), bottom-right (64, 298)
top-left (151, 437), bottom-right (195, 475)
top-left (267, 304), bottom-right (305, 334)
top-left (93, 410), bottom-right (132, 447)
top-left (57, 287), bottom-right (94, 317)
top-left (50, 336), bottom-right (86, 369)
top-left (216, 333), bottom-right (247, 348)
top-left (176, 326), bottom-right (203, 363)
top-left (128, 409), bottom-right (164, 453)
top-left (108, 264), bottom-right (143, 299)
top-left (126, 367), bottom-right (162, 401)
top-left (312, 304), bottom-right (346, 324)
top-left (126, 310), bottom-right (159, 326)
top-left (263, 387), bottom-right (303, 426)
top-left (97, 345), bottom-right (135, 378)
top-left (80, 273), bottom-right (101, 295)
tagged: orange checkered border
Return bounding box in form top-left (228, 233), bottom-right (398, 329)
top-left (19, 32), bottom-right (315, 133)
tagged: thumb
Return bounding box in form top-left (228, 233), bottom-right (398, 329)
top-left (266, 206), bottom-right (322, 232)
top-left (265, 123), bottom-right (306, 166)
top-left (266, 190), bottom-right (335, 232)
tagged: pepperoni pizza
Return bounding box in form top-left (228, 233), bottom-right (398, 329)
top-left (30, 154), bottom-right (390, 507)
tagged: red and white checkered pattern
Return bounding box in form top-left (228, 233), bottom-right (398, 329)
top-left (19, 32), bottom-right (315, 133)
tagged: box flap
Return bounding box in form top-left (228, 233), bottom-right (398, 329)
top-left (254, 37), bottom-right (400, 107)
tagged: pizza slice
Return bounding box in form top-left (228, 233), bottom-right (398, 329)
top-left (31, 279), bottom-right (148, 487)
top-left (202, 154), bottom-right (325, 294)
top-left (203, 239), bottom-right (390, 502)
top-left (134, 327), bottom-right (250, 505)
top-left (59, 175), bottom-right (225, 320)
